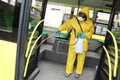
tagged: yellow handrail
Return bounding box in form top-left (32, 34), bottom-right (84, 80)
top-left (24, 34), bottom-right (42, 77)
top-left (107, 30), bottom-right (118, 77)
top-left (103, 46), bottom-right (112, 80)
top-left (25, 19), bottom-right (44, 57)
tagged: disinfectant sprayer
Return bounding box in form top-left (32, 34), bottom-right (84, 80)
top-left (75, 35), bottom-right (84, 54)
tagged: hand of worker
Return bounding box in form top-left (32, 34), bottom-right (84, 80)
top-left (55, 29), bottom-right (60, 34)
top-left (81, 32), bottom-right (86, 38)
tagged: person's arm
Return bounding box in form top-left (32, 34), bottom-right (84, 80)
top-left (58, 20), bottom-right (72, 31)
top-left (85, 23), bottom-right (94, 39)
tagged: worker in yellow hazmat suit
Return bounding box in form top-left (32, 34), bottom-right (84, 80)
top-left (56, 7), bottom-right (94, 78)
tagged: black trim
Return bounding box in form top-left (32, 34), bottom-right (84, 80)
top-left (15, 0), bottom-right (32, 80)
top-left (36, 0), bottom-right (48, 65)
top-left (15, 0), bottom-right (48, 79)
top-left (77, 0), bottom-right (81, 14)
top-left (95, 0), bottom-right (119, 80)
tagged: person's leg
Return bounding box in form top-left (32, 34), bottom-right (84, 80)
top-left (76, 52), bottom-right (86, 75)
top-left (66, 46), bottom-right (76, 74)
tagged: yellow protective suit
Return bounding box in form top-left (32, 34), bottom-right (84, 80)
top-left (58, 7), bottom-right (94, 74)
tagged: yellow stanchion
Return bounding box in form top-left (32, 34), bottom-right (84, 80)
top-left (24, 34), bottom-right (42, 77)
top-left (25, 19), bottom-right (44, 57)
top-left (107, 30), bottom-right (118, 77)
top-left (103, 46), bottom-right (112, 80)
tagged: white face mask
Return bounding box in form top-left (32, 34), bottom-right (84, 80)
top-left (78, 17), bottom-right (84, 21)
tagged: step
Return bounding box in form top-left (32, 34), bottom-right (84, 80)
top-left (39, 50), bottom-right (101, 68)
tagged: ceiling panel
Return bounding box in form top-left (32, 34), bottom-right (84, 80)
top-left (103, 1), bottom-right (113, 8)
top-left (81, 0), bottom-right (104, 8)
top-left (48, 0), bottom-right (78, 6)
top-left (48, 0), bottom-right (113, 9)
top-left (58, 0), bottom-right (78, 5)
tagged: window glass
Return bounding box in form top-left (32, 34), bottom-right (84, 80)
top-left (10, 0), bottom-right (16, 5)
top-left (44, 4), bottom-right (71, 28)
top-left (1, 0), bottom-right (8, 3)
top-left (74, 8), bottom-right (93, 18)
top-left (95, 12), bottom-right (111, 35)
top-left (28, 0), bottom-right (42, 38)
top-left (96, 12), bottom-right (110, 24)
top-left (0, 1), bottom-right (14, 32)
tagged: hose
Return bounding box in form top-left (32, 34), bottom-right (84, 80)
top-left (25, 19), bottom-right (44, 57)
top-left (23, 34), bottom-right (42, 77)
top-left (107, 30), bottom-right (118, 77)
top-left (40, 33), bottom-right (56, 45)
top-left (57, 38), bottom-right (78, 46)
top-left (58, 33), bottom-right (78, 46)
top-left (31, 33), bottom-right (78, 56)
top-left (36, 33), bottom-right (78, 50)
top-left (103, 46), bottom-right (112, 80)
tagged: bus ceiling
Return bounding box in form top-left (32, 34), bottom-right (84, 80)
top-left (48, 0), bottom-right (120, 12)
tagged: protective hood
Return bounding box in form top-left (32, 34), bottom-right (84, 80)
top-left (80, 7), bottom-right (90, 21)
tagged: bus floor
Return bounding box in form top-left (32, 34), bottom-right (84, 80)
top-left (33, 43), bottom-right (97, 80)
top-left (34, 59), bottom-right (96, 80)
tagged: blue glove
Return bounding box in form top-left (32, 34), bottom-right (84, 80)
top-left (81, 32), bottom-right (86, 38)
top-left (56, 29), bottom-right (60, 34)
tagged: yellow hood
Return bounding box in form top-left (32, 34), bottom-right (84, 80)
top-left (80, 7), bottom-right (90, 21)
